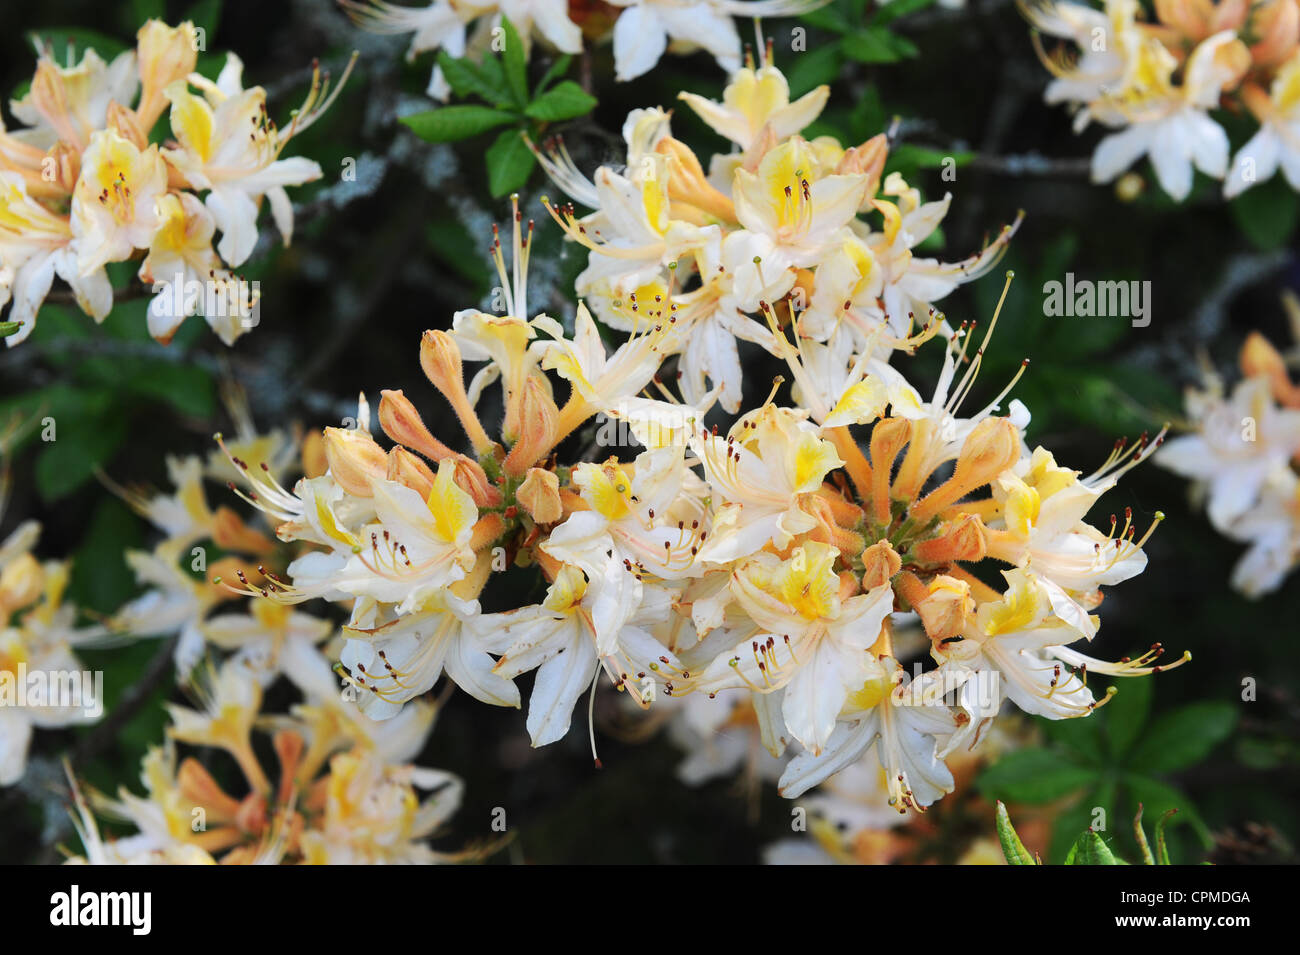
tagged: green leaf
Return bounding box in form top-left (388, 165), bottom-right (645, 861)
top-left (839, 27), bottom-right (917, 64)
top-left (1127, 701), bottom-right (1237, 773)
top-left (500, 17), bottom-right (528, 108)
top-left (401, 105), bottom-right (518, 143)
top-left (1065, 829), bottom-right (1119, 865)
top-left (873, 0), bottom-right (939, 25)
top-left (785, 45), bottom-right (843, 99)
top-left (995, 801), bottom-right (1038, 864)
top-left (1105, 675), bottom-right (1152, 761)
top-left (839, 28), bottom-right (903, 64)
top-left (524, 81), bottom-right (597, 122)
top-left (0, 321), bottom-right (22, 338)
top-left (1039, 713), bottom-right (1104, 765)
top-left (977, 747), bottom-right (1097, 803)
top-left (1229, 175), bottom-right (1299, 251)
top-left (534, 54), bottom-right (572, 95)
top-left (437, 51), bottom-right (514, 107)
top-left (34, 396), bottom-right (128, 501)
top-left (485, 128), bottom-right (537, 198)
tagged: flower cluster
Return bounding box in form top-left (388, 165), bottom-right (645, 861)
top-left (0, 20), bottom-right (349, 346)
top-left (1021, 0), bottom-right (1300, 200)
top-left (1155, 321), bottom-right (1300, 596)
top-left (212, 56), bottom-right (1185, 814)
top-left (65, 660), bottom-right (468, 864)
top-left (0, 420), bottom-right (105, 786)
top-left (344, 0), bottom-right (821, 93)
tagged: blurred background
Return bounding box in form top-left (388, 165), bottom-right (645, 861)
top-left (1, 0), bottom-right (1297, 864)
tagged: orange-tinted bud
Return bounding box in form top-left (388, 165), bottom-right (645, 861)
top-left (322, 426), bottom-right (388, 497)
top-left (378, 389), bottom-right (452, 461)
top-left (517, 467), bottom-right (562, 524)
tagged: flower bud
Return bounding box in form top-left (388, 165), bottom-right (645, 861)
top-left (1249, 0), bottom-right (1300, 68)
top-left (835, 133), bottom-right (889, 200)
top-left (106, 100), bottom-right (147, 150)
top-left (860, 539), bottom-right (902, 590)
top-left (911, 416), bottom-right (1020, 521)
top-left (420, 329), bottom-right (464, 398)
top-left (517, 467), bottom-right (562, 524)
top-left (387, 446), bottom-right (436, 498)
top-left (211, 506), bottom-right (275, 555)
top-left (912, 513), bottom-right (988, 565)
top-left (420, 329), bottom-right (497, 456)
top-left (869, 416), bottom-right (911, 524)
top-left (0, 553), bottom-right (43, 618)
top-left (135, 20), bottom-right (199, 129)
top-left (449, 454), bottom-right (503, 508)
top-left (503, 376), bottom-right (559, 477)
top-left (657, 136), bottom-right (736, 220)
top-left (301, 430), bottom-right (328, 479)
top-left (378, 389), bottom-right (452, 460)
top-left (914, 575), bottom-right (974, 643)
top-left (322, 426), bottom-right (388, 497)
top-left (1240, 330), bottom-right (1300, 406)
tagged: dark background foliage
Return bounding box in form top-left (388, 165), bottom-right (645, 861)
top-left (1, 0), bottom-right (1297, 864)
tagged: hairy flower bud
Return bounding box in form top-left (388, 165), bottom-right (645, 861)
top-left (517, 467), bottom-right (562, 524)
top-left (387, 446), bottom-right (437, 498)
top-left (378, 389), bottom-right (452, 460)
top-left (1240, 330), bottom-right (1300, 407)
top-left (135, 20), bottom-right (199, 129)
top-left (503, 376), bottom-right (559, 477)
top-left (322, 426), bottom-right (388, 497)
top-left (420, 330), bottom-right (497, 456)
top-left (914, 575), bottom-right (974, 644)
top-left (211, 506), bottom-right (275, 555)
top-left (912, 417), bottom-right (1020, 521)
top-left (860, 539), bottom-right (902, 590)
top-left (913, 513), bottom-right (988, 565)
top-left (835, 133), bottom-right (889, 201)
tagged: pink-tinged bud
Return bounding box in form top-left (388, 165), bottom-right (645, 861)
top-left (135, 19), bottom-right (199, 129)
top-left (322, 426), bottom-right (388, 497)
top-left (1241, 330), bottom-right (1300, 407)
top-left (420, 329), bottom-right (464, 398)
top-left (503, 377), bottom-right (559, 477)
top-left (860, 539), bottom-right (902, 590)
top-left (177, 758), bottom-right (243, 818)
top-left (387, 446), bottom-right (436, 498)
top-left (379, 389), bottom-right (452, 461)
top-left (449, 454), bottom-right (503, 508)
top-left (913, 513), bottom-right (988, 565)
top-left (1249, 0), bottom-right (1300, 68)
top-left (420, 330), bottom-right (498, 457)
top-left (838, 570), bottom-right (861, 600)
top-left (836, 133), bottom-right (889, 199)
top-left (211, 506), bottom-right (275, 555)
top-left (911, 417), bottom-right (1021, 522)
top-left (271, 730), bottom-right (305, 805)
top-left (106, 101), bottom-right (147, 150)
top-left (517, 467), bottom-right (562, 524)
top-left (44, 141), bottom-right (80, 195)
top-left (1155, 0), bottom-right (1217, 39)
